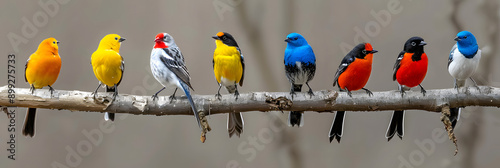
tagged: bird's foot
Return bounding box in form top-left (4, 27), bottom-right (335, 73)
top-left (215, 93), bottom-right (222, 100)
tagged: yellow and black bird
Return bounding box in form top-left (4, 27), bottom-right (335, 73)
top-left (91, 34), bottom-right (125, 121)
top-left (212, 32), bottom-right (245, 138)
top-left (24, 37), bottom-right (62, 137)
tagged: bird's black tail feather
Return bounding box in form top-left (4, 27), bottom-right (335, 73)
top-left (386, 110), bottom-right (404, 141)
top-left (226, 84), bottom-right (244, 137)
top-left (105, 86), bottom-right (115, 121)
top-left (449, 107), bottom-right (460, 129)
top-left (329, 111), bottom-right (345, 143)
top-left (289, 84), bottom-right (304, 127)
top-left (23, 108), bottom-right (37, 137)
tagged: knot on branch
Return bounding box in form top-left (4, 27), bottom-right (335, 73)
top-left (440, 106), bottom-right (458, 155)
top-left (265, 96), bottom-right (293, 111)
top-left (199, 111), bottom-right (211, 143)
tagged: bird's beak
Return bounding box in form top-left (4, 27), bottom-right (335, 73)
top-left (454, 37), bottom-right (460, 41)
top-left (212, 36), bottom-right (220, 40)
top-left (154, 37), bottom-right (162, 42)
top-left (419, 41), bottom-right (427, 46)
top-left (284, 38), bottom-right (291, 42)
top-left (119, 38), bottom-right (126, 42)
top-left (370, 50), bottom-right (378, 53)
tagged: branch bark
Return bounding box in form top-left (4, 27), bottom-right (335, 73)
top-left (1, 85), bottom-right (499, 115)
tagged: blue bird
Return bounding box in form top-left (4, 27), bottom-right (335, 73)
top-left (284, 33), bottom-right (316, 127)
top-left (448, 31), bottom-right (481, 128)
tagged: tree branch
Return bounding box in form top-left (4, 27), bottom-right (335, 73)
top-left (1, 85), bottom-right (499, 115)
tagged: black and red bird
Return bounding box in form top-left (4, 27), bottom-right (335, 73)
top-left (386, 36), bottom-right (428, 141)
top-left (329, 43), bottom-right (377, 143)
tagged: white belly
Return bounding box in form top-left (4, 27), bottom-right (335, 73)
top-left (220, 77), bottom-right (235, 87)
top-left (293, 61), bottom-right (309, 84)
top-left (448, 48), bottom-right (481, 80)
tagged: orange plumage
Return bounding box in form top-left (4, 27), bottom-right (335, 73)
top-left (25, 37), bottom-right (61, 89)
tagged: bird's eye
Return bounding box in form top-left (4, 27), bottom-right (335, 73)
top-left (53, 41), bottom-right (56, 44)
top-left (362, 50), bottom-right (367, 54)
top-left (115, 37), bottom-right (118, 40)
top-left (463, 36), bottom-right (467, 39)
top-left (222, 36), bottom-right (227, 40)
top-left (411, 42), bottom-right (416, 46)
top-left (294, 37), bottom-right (298, 40)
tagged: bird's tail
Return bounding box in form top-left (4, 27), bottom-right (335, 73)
top-left (226, 84), bottom-right (244, 137)
top-left (288, 84), bottom-right (304, 127)
top-left (449, 108), bottom-right (461, 129)
top-left (23, 108), bottom-right (37, 137)
top-left (104, 86), bottom-right (115, 121)
top-left (386, 110), bottom-right (405, 141)
top-left (329, 111), bottom-right (345, 143)
top-left (181, 82), bottom-right (201, 129)
top-left (450, 79), bottom-right (465, 129)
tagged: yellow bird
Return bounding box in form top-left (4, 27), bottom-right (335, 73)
top-left (91, 34), bottom-right (125, 121)
top-left (212, 32), bottom-right (245, 138)
top-left (23, 37), bottom-right (62, 137)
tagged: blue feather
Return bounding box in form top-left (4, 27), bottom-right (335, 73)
top-left (284, 33), bottom-right (316, 65)
top-left (455, 31), bottom-right (479, 58)
top-left (180, 82), bottom-right (200, 128)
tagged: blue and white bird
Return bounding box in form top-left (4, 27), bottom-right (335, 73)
top-left (284, 33), bottom-right (316, 127)
top-left (150, 32), bottom-right (201, 129)
top-left (448, 31), bottom-right (481, 128)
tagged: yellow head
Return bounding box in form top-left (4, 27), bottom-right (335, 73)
top-left (97, 34), bottom-right (126, 52)
top-left (37, 37), bottom-right (59, 53)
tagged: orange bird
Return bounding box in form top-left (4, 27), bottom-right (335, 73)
top-left (330, 43), bottom-right (377, 143)
top-left (23, 37), bottom-right (62, 137)
top-left (386, 36), bottom-right (428, 141)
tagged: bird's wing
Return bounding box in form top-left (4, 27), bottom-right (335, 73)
top-left (333, 53), bottom-right (355, 87)
top-left (160, 48), bottom-right (194, 90)
top-left (238, 47), bottom-right (245, 86)
top-left (392, 51), bottom-right (405, 81)
top-left (448, 44), bottom-right (457, 68)
top-left (304, 46), bottom-right (316, 82)
top-left (116, 55), bottom-right (124, 86)
top-left (25, 58), bottom-right (30, 82)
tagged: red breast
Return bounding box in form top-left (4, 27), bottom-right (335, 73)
top-left (338, 54), bottom-right (373, 91)
top-left (396, 53), bottom-right (428, 87)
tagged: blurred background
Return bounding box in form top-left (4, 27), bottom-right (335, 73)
top-left (1, 0), bottom-right (499, 167)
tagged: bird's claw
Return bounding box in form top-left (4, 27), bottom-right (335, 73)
top-left (366, 90), bottom-right (373, 97)
top-left (151, 94), bottom-right (158, 101)
top-left (234, 90), bottom-right (240, 100)
top-left (215, 93), bottom-right (222, 100)
top-left (307, 89), bottom-right (314, 98)
top-left (290, 91), bottom-right (296, 99)
top-left (169, 95), bottom-right (177, 103)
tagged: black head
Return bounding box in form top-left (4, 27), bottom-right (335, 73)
top-left (212, 32), bottom-right (239, 47)
top-left (404, 37), bottom-right (426, 53)
top-left (349, 43), bottom-right (378, 59)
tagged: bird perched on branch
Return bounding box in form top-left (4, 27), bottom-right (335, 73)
top-left (386, 36), bottom-right (428, 141)
top-left (284, 33), bottom-right (316, 127)
top-left (23, 37), bottom-right (62, 137)
top-left (330, 43), bottom-right (377, 143)
top-left (150, 33), bottom-right (201, 131)
top-left (212, 32), bottom-right (245, 138)
top-left (91, 34), bottom-right (125, 121)
top-left (448, 31), bottom-right (481, 129)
